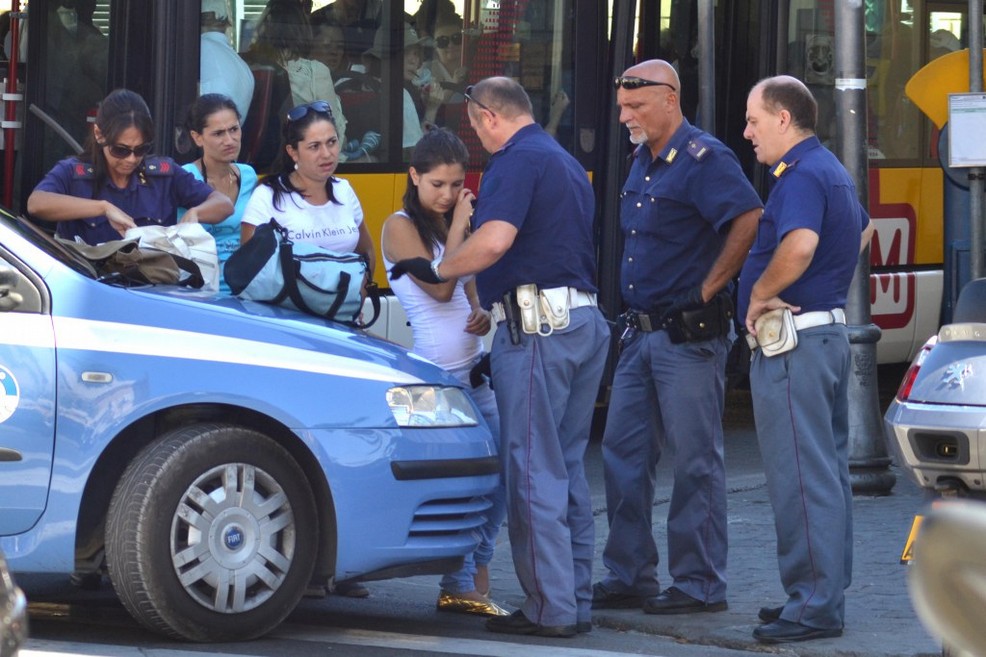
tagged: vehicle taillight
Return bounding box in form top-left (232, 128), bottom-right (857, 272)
top-left (896, 335), bottom-right (938, 402)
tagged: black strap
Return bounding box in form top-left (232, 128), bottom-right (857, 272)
top-left (169, 253), bottom-right (206, 289)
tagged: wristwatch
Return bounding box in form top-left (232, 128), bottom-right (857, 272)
top-left (430, 258), bottom-right (447, 283)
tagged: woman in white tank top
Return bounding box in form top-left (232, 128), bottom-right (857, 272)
top-left (382, 128), bottom-right (507, 618)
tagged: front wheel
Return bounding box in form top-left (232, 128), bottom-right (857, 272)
top-left (105, 424), bottom-right (317, 641)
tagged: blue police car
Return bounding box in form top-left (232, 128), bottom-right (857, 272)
top-left (0, 210), bottom-right (499, 641)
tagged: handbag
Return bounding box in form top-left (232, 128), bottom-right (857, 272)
top-left (56, 236), bottom-right (205, 288)
top-left (125, 223), bottom-right (220, 292)
top-left (224, 219), bottom-right (379, 327)
top-left (754, 308), bottom-right (798, 357)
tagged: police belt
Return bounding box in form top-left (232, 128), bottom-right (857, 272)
top-left (490, 286), bottom-right (597, 324)
top-left (744, 308), bottom-right (846, 350)
top-left (624, 308), bottom-right (670, 332)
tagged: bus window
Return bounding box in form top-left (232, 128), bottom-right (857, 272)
top-left (36, 1), bottom-right (109, 175)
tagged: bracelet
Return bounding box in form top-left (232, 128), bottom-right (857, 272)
top-left (430, 258), bottom-right (447, 283)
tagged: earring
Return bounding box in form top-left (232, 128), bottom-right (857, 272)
top-left (294, 162), bottom-right (299, 170)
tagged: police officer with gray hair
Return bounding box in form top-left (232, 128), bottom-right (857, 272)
top-left (591, 59), bottom-right (761, 615)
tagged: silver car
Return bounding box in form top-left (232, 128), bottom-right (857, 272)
top-left (884, 278), bottom-right (986, 496)
top-left (0, 551), bottom-right (26, 657)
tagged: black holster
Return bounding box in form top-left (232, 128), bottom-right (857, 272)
top-left (663, 291), bottom-right (734, 344)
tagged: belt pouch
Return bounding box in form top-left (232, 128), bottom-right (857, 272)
top-left (665, 294), bottom-right (733, 344)
top-left (515, 283), bottom-right (541, 334)
top-left (754, 307), bottom-right (798, 356)
top-left (539, 287), bottom-right (571, 331)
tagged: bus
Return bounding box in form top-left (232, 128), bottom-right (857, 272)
top-left (1, 0), bottom-right (977, 364)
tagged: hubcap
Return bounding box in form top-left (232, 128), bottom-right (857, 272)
top-left (171, 463), bottom-right (296, 613)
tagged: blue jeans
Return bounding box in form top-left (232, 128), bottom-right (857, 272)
top-left (439, 357), bottom-right (507, 594)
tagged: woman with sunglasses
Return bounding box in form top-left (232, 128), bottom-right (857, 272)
top-left (27, 88), bottom-right (233, 245)
top-left (381, 128), bottom-right (507, 618)
top-left (177, 94), bottom-right (258, 294)
top-left (240, 100), bottom-right (375, 279)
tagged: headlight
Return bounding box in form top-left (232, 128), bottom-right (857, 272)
top-left (387, 386), bottom-right (481, 427)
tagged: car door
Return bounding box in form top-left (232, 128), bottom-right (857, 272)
top-left (0, 248), bottom-right (56, 535)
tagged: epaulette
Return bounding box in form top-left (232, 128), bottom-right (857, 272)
top-left (138, 157), bottom-right (175, 186)
top-left (140, 157), bottom-right (175, 177)
top-left (71, 162), bottom-right (95, 180)
top-left (686, 138), bottom-right (711, 162)
top-left (771, 159), bottom-right (799, 178)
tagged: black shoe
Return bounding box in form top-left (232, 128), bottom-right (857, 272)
top-left (577, 621), bottom-right (592, 633)
top-left (642, 587), bottom-right (728, 615)
top-left (591, 582), bottom-right (646, 609)
top-left (333, 581), bottom-right (370, 598)
top-left (486, 610), bottom-right (577, 638)
top-left (758, 606), bottom-right (783, 623)
top-left (753, 619), bottom-right (843, 644)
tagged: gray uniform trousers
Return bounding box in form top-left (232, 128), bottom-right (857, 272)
top-left (749, 324), bottom-right (853, 630)
top-left (600, 329), bottom-right (729, 603)
top-left (490, 306), bottom-right (609, 627)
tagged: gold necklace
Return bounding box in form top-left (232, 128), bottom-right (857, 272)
top-left (201, 159), bottom-right (239, 200)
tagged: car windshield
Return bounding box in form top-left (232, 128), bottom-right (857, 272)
top-left (2, 210), bottom-right (98, 278)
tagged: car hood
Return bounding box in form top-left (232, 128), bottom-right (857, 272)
top-left (907, 324), bottom-right (986, 406)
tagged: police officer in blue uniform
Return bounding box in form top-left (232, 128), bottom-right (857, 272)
top-left (740, 76), bottom-right (873, 644)
top-left (592, 60), bottom-right (761, 614)
top-left (389, 76), bottom-right (609, 638)
top-left (28, 89), bottom-right (232, 244)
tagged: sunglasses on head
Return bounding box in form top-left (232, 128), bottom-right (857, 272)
top-left (613, 76), bottom-right (677, 92)
top-left (105, 142), bottom-right (153, 159)
top-left (286, 100), bottom-right (333, 122)
top-left (464, 85), bottom-right (494, 114)
top-left (435, 33), bottom-right (463, 49)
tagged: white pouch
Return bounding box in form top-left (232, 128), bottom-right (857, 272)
top-left (754, 308), bottom-right (798, 357)
top-left (515, 283), bottom-right (541, 334)
top-left (125, 224), bottom-right (220, 292)
top-left (538, 287), bottom-right (571, 332)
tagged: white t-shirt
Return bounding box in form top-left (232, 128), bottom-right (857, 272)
top-left (241, 177), bottom-right (363, 252)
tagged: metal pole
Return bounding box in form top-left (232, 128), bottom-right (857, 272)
top-left (697, 0), bottom-right (714, 134)
top-left (834, 0), bottom-right (895, 494)
top-left (2, 8), bottom-right (21, 208)
top-left (969, 0), bottom-right (984, 280)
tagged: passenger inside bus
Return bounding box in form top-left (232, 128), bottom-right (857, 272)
top-left (310, 0), bottom-right (381, 66)
top-left (199, 0), bottom-right (254, 125)
top-left (244, 0), bottom-right (348, 168)
top-left (362, 23), bottom-right (441, 157)
top-left (43, 0), bottom-right (108, 167)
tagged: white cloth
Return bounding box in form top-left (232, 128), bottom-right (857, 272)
top-left (199, 31), bottom-right (254, 124)
top-left (241, 178), bottom-right (363, 252)
top-left (284, 57), bottom-right (348, 153)
top-left (382, 212), bottom-right (481, 370)
top-left (402, 88), bottom-right (423, 148)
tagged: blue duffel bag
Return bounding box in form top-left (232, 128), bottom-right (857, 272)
top-left (224, 219), bottom-right (379, 327)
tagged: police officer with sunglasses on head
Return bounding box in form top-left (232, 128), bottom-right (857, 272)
top-left (591, 59), bottom-right (761, 615)
top-left (28, 89), bottom-right (233, 245)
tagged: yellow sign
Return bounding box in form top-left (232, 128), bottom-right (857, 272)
top-left (900, 515), bottom-right (924, 564)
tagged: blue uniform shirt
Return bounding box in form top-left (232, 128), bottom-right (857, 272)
top-left (620, 119), bottom-right (762, 311)
top-left (738, 136), bottom-right (868, 318)
top-left (472, 123), bottom-right (597, 309)
top-left (34, 156), bottom-right (214, 245)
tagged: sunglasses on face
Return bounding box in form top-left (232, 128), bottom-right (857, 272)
top-left (613, 76), bottom-right (677, 92)
top-left (104, 142), bottom-right (153, 159)
top-left (464, 85), bottom-right (494, 114)
top-left (286, 100), bottom-right (333, 122)
top-left (435, 33), bottom-right (463, 49)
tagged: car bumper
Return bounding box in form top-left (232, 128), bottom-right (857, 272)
top-left (885, 399), bottom-right (986, 491)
